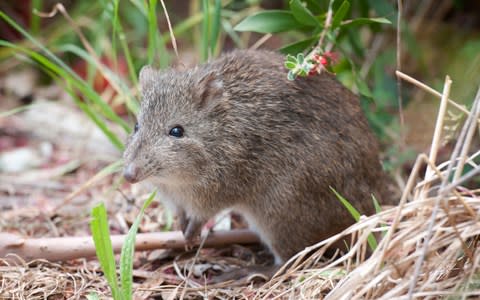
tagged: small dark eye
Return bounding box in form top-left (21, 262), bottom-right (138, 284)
top-left (169, 126), bottom-right (184, 138)
top-left (134, 122), bottom-right (139, 133)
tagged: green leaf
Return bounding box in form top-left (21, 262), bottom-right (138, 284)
top-left (287, 71), bottom-right (296, 81)
top-left (332, 1), bottom-right (350, 29)
top-left (356, 77), bottom-right (373, 98)
top-left (330, 187), bottom-right (377, 251)
top-left (298, 68), bottom-right (308, 76)
top-left (372, 194), bottom-right (382, 213)
top-left (120, 191), bottom-right (156, 299)
top-left (342, 17), bottom-right (391, 27)
top-left (234, 10), bottom-right (304, 33)
top-left (303, 0), bottom-right (325, 14)
top-left (289, 0), bottom-right (319, 26)
top-left (286, 54), bottom-right (298, 64)
top-left (279, 37), bottom-right (317, 55)
top-left (296, 53), bottom-right (305, 64)
top-left (90, 203), bottom-right (122, 300)
top-left (367, 0), bottom-right (395, 23)
top-left (284, 61), bottom-right (297, 70)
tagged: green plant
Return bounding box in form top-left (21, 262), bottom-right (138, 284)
top-left (235, 0), bottom-right (390, 84)
top-left (330, 187), bottom-right (378, 251)
top-left (89, 192), bottom-right (156, 299)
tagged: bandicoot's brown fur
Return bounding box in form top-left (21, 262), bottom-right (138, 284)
top-left (123, 49), bottom-right (386, 264)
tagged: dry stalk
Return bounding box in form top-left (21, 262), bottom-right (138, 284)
top-left (423, 76), bottom-right (452, 182)
top-left (396, 71), bottom-right (473, 118)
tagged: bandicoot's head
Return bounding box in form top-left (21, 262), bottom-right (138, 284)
top-left (123, 65), bottom-right (229, 185)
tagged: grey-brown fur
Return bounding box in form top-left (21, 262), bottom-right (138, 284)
top-left (123, 50), bottom-right (386, 264)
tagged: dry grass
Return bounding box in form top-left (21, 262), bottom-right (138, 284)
top-left (0, 257), bottom-right (109, 299)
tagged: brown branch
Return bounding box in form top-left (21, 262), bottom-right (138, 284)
top-left (0, 230), bottom-right (259, 262)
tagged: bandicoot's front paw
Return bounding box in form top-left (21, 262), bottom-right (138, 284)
top-left (182, 217), bottom-right (204, 250)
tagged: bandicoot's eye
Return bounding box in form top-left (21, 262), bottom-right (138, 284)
top-left (134, 122), bottom-right (139, 133)
top-left (169, 126), bottom-right (184, 138)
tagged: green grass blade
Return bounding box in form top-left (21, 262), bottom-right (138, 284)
top-left (90, 203), bottom-right (122, 300)
top-left (111, 0), bottom-right (138, 86)
top-left (0, 103), bottom-right (39, 118)
top-left (111, 0), bottom-right (120, 72)
top-left (147, 0), bottom-right (158, 65)
top-left (73, 96), bottom-right (125, 150)
top-left (201, 0), bottom-right (210, 62)
top-left (331, 187), bottom-right (360, 221)
top-left (330, 187), bottom-right (378, 251)
top-left (372, 194), bottom-right (382, 213)
top-left (209, 0), bottom-right (222, 57)
top-left (221, 19), bottom-right (243, 48)
top-left (30, 0), bottom-right (42, 35)
top-left (129, 0), bottom-right (148, 16)
top-left (120, 191), bottom-right (156, 299)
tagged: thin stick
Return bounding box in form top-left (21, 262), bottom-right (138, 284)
top-left (160, 0), bottom-right (179, 58)
top-left (374, 154), bottom-right (423, 273)
top-left (424, 76), bottom-right (452, 181)
top-left (0, 230), bottom-right (259, 263)
top-left (396, 0), bottom-right (405, 146)
top-left (408, 76), bottom-right (453, 299)
top-left (250, 34), bottom-right (272, 50)
top-left (317, 0), bottom-right (334, 49)
top-left (396, 71), bottom-right (472, 117)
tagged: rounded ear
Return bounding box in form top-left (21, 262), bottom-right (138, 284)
top-left (195, 70), bottom-right (223, 108)
top-left (139, 65), bottom-right (157, 91)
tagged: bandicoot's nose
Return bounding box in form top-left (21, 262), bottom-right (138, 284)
top-left (123, 164), bottom-right (139, 183)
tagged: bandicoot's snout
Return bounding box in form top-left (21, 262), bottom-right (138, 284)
top-left (123, 163), bottom-right (139, 183)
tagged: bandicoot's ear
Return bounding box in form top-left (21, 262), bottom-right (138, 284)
top-left (139, 65), bottom-right (157, 91)
top-left (195, 70), bottom-right (224, 108)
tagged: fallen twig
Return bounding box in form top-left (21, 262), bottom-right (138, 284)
top-left (0, 229), bottom-right (259, 262)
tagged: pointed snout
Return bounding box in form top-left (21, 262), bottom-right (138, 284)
top-left (123, 163), bottom-right (140, 183)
